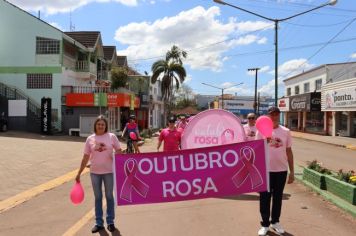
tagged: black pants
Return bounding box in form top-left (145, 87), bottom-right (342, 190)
top-left (259, 171), bottom-right (288, 227)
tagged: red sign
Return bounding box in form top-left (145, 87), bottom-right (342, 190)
top-left (66, 93), bottom-right (94, 107)
top-left (66, 93), bottom-right (140, 108)
top-left (279, 99), bottom-right (286, 108)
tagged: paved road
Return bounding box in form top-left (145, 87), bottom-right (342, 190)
top-left (292, 137), bottom-right (356, 171)
top-left (0, 131), bottom-right (355, 236)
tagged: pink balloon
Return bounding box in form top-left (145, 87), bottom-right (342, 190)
top-left (256, 115), bottom-right (273, 138)
top-left (70, 182), bottom-right (84, 205)
top-left (129, 132), bottom-right (137, 140)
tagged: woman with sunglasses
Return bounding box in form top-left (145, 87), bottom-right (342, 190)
top-left (122, 114), bottom-right (141, 153)
top-left (243, 113), bottom-right (257, 141)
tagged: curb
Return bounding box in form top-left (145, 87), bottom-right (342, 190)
top-left (291, 134), bottom-right (356, 150)
top-left (295, 168), bottom-right (356, 218)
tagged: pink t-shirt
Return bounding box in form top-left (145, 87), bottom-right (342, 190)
top-left (84, 132), bottom-right (121, 174)
top-left (159, 128), bottom-right (181, 152)
top-left (256, 125), bottom-right (292, 172)
top-left (177, 121), bottom-right (188, 130)
top-left (243, 124), bottom-right (257, 141)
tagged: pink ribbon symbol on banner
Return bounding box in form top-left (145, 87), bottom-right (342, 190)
top-left (120, 159), bottom-right (149, 202)
top-left (232, 146), bottom-right (263, 189)
top-left (221, 129), bottom-right (235, 145)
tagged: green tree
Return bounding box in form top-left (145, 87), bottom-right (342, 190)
top-left (150, 45), bottom-right (187, 104)
top-left (111, 67), bottom-right (128, 90)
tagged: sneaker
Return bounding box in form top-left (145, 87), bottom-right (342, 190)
top-left (107, 224), bottom-right (116, 232)
top-left (258, 226), bottom-right (269, 236)
top-left (271, 222), bottom-right (285, 234)
top-left (91, 225), bottom-right (104, 233)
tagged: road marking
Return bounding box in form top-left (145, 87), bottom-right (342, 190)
top-left (0, 168), bottom-right (89, 213)
top-left (62, 202), bottom-right (107, 236)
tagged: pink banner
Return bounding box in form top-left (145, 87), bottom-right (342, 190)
top-left (114, 139), bottom-right (269, 205)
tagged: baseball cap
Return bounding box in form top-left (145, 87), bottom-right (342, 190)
top-left (168, 116), bottom-right (176, 123)
top-left (267, 106), bottom-right (281, 114)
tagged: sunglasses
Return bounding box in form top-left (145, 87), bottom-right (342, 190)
top-left (248, 117), bottom-right (255, 120)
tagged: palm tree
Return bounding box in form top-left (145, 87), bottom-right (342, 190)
top-left (151, 45), bottom-right (187, 103)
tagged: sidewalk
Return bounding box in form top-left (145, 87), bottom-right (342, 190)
top-left (291, 131), bottom-right (356, 150)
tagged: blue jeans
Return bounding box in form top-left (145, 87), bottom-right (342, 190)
top-left (90, 173), bottom-right (115, 226)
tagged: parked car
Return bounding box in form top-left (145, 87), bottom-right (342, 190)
top-left (0, 113), bottom-right (8, 132)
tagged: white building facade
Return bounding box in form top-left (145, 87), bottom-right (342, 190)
top-left (281, 62), bottom-right (356, 137)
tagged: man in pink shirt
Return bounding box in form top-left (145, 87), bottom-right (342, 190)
top-left (256, 107), bottom-right (294, 236)
top-left (157, 116), bottom-right (181, 152)
top-left (243, 113), bottom-right (257, 141)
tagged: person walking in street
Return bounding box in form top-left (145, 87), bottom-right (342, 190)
top-left (243, 113), bottom-right (257, 141)
top-left (75, 115), bottom-right (122, 234)
top-left (256, 107), bottom-right (294, 236)
top-left (157, 116), bottom-right (181, 152)
top-left (177, 114), bottom-right (188, 130)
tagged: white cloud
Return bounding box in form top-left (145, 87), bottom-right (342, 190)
top-left (268, 58), bottom-right (314, 77)
top-left (8, 0), bottom-right (138, 15)
top-left (235, 21), bottom-right (273, 33)
top-left (49, 22), bottom-right (64, 31)
top-left (259, 58), bottom-right (314, 96)
top-left (225, 85), bottom-right (253, 96)
top-left (351, 53), bottom-right (356, 58)
top-left (115, 6), bottom-right (272, 71)
top-left (184, 74), bottom-right (192, 83)
top-left (247, 65), bottom-right (270, 76)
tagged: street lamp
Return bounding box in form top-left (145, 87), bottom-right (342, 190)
top-left (202, 82), bottom-right (243, 109)
top-left (213, 0), bottom-right (337, 105)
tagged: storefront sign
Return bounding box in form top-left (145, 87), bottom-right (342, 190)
top-left (310, 92), bottom-right (321, 111)
top-left (41, 97), bottom-right (51, 134)
top-left (324, 87), bottom-right (356, 109)
top-left (67, 93), bottom-right (140, 108)
top-left (290, 94), bottom-right (310, 112)
top-left (278, 97), bottom-right (289, 112)
top-left (114, 140), bottom-right (268, 205)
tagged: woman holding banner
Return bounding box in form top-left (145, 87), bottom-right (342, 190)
top-left (256, 107), bottom-right (294, 236)
top-left (75, 115), bottom-right (122, 234)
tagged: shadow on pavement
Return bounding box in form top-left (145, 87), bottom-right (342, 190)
top-left (98, 229), bottom-right (122, 236)
top-left (0, 130), bottom-right (86, 143)
top-left (221, 193), bottom-right (291, 201)
top-left (268, 231), bottom-right (294, 236)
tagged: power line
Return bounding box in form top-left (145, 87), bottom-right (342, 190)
top-left (281, 17), bottom-right (356, 80)
top-left (225, 36), bottom-right (356, 58)
top-left (283, 18), bottom-right (355, 28)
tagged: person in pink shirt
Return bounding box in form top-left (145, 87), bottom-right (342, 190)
top-left (256, 107), bottom-right (294, 236)
top-left (75, 115), bottom-right (122, 234)
top-left (157, 116), bottom-right (181, 152)
top-left (243, 113), bottom-right (257, 141)
top-left (176, 115), bottom-right (188, 130)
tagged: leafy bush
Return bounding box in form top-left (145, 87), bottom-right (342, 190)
top-left (337, 169), bottom-right (356, 185)
top-left (307, 160), bottom-right (332, 175)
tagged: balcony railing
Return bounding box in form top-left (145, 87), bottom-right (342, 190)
top-left (75, 61), bottom-right (97, 74)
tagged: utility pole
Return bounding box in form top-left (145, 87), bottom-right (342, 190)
top-left (221, 88), bottom-right (224, 109)
top-left (257, 92), bottom-right (260, 116)
top-left (248, 68), bottom-right (260, 114)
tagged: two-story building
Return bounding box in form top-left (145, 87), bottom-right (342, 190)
top-left (280, 62), bottom-right (356, 136)
top-left (0, 0), bottom-right (142, 135)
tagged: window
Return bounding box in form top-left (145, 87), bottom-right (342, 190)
top-left (295, 85), bottom-right (300, 95)
top-left (27, 74), bottom-right (52, 89)
top-left (304, 82), bottom-right (310, 93)
top-left (315, 79), bottom-right (322, 90)
top-left (36, 37), bottom-right (60, 54)
top-left (287, 88), bottom-right (291, 96)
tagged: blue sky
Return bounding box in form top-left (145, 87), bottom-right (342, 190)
top-left (9, 0), bottom-right (356, 97)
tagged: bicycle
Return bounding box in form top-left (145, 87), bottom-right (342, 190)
top-left (126, 138), bottom-right (134, 154)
